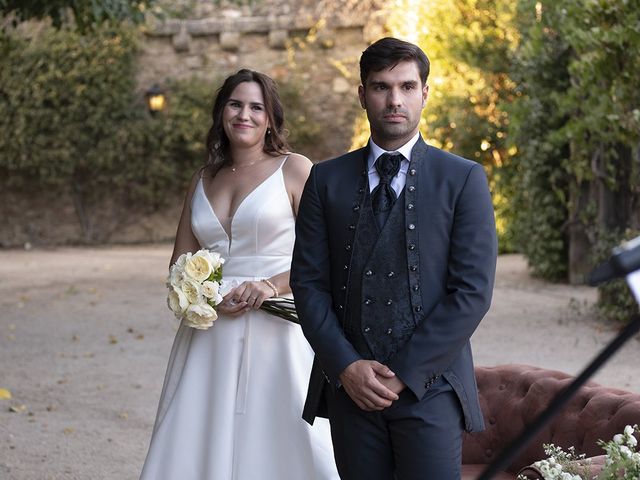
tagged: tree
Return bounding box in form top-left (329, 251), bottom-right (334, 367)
top-left (0, 0), bottom-right (154, 32)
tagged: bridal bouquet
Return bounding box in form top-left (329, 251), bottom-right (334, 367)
top-left (166, 249), bottom-right (298, 330)
top-left (167, 249), bottom-right (226, 330)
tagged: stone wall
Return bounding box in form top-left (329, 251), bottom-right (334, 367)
top-left (137, 2), bottom-right (386, 160)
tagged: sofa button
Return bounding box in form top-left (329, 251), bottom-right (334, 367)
top-left (498, 384), bottom-right (506, 391)
top-left (485, 449), bottom-right (493, 457)
top-left (489, 417), bottom-right (496, 425)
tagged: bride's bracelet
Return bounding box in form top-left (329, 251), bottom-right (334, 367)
top-left (261, 278), bottom-right (279, 298)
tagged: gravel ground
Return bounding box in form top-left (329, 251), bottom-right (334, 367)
top-left (1, 245), bottom-right (639, 480)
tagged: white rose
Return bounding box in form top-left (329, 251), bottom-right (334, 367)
top-left (202, 280), bottom-right (219, 299)
top-left (628, 434), bottom-right (638, 448)
top-left (202, 250), bottom-right (224, 268)
top-left (184, 303), bottom-right (217, 330)
top-left (614, 434), bottom-right (624, 445)
top-left (181, 278), bottom-right (204, 305)
top-left (184, 254), bottom-right (213, 282)
top-left (167, 286), bottom-right (189, 318)
top-left (168, 265), bottom-right (185, 288)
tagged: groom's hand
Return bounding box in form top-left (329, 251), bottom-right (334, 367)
top-left (339, 360), bottom-right (399, 411)
top-left (376, 375), bottom-right (406, 396)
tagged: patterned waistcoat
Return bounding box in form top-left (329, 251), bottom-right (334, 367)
top-left (344, 189), bottom-right (419, 363)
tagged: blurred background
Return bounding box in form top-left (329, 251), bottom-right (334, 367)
top-left (1, 0), bottom-right (638, 322)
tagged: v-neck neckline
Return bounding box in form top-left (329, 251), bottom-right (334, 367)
top-left (198, 165), bottom-right (284, 250)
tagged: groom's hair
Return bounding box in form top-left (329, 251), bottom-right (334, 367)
top-left (360, 37), bottom-right (430, 86)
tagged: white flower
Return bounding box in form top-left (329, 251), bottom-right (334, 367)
top-left (620, 445), bottom-right (632, 458)
top-left (201, 250), bottom-right (224, 269)
top-left (184, 303), bottom-right (217, 330)
top-left (181, 278), bottom-right (204, 305)
top-left (202, 281), bottom-right (223, 305)
top-left (614, 434), bottom-right (624, 444)
top-left (625, 425), bottom-right (635, 436)
top-left (167, 286), bottom-right (189, 318)
top-left (202, 280), bottom-right (219, 297)
top-left (184, 254), bottom-right (213, 282)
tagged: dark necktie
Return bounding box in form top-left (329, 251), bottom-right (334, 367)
top-left (371, 152), bottom-right (402, 229)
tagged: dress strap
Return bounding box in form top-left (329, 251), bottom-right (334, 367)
top-left (277, 155), bottom-right (290, 170)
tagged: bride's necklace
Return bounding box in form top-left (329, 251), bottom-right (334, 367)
top-left (229, 158), bottom-right (263, 172)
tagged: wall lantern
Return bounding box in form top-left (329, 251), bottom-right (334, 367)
top-left (145, 84), bottom-right (166, 114)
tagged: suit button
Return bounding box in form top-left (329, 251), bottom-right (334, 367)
top-left (410, 265), bottom-right (418, 272)
top-left (407, 203), bottom-right (414, 210)
top-left (365, 270), bottom-right (373, 276)
top-left (349, 225), bottom-right (355, 230)
top-left (413, 284), bottom-right (419, 291)
top-left (364, 326), bottom-right (371, 333)
top-left (386, 328), bottom-right (393, 334)
top-left (343, 264), bottom-right (349, 270)
top-left (341, 285), bottom-right (346, 291)
top-left (415, 306), bottom-right (422, 312)
top-left (387, 271), bottom-right (395, 277)
top-left (408, 243), bottom-right (416, 250)
top-left (408, 224), bottom-right (415, 230)
top-left (358, 187), bottom-right (365, 194)
top-left (345, 244), bottom-right (351, 251)
top-left (408, 185), bottom-right (416, 192)
top-left (353, 204), bottom-right (360, 211)
top-left (386, 299), bottom-right (393, 306)
top-left (364, 298), bottom-right (373, 305)
top-left (409, 169), bottom-right (416, 176)
top-left (339, 304), bottom-right (344, 310)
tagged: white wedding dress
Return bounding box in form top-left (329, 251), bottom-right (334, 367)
top-left (140, 159), bottom-right (338, 479)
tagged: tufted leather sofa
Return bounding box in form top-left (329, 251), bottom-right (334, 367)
top-left (461, 364), bottom-right (640, 479)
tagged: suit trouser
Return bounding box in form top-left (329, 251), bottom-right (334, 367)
top-left (327, 376), bottom-right (464, 480)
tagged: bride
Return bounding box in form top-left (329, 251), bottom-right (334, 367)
top-left (140, 69), bottom-right (338, 480)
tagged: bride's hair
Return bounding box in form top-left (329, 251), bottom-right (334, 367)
top-left (205, 69), bottom-right (290, 172)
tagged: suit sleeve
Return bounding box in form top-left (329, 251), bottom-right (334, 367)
top-left (387, 163), bottom-right (497, 399)
top-left (290, 165), bottom-right (361, 384)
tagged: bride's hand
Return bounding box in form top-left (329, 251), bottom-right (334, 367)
top-left (226, 280), bottom-right (274, 311)
top-left (216, 295), bottom-right (250, 317)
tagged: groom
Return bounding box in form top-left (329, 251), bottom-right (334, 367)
top-left (290, 37), bottom-right (497, 479)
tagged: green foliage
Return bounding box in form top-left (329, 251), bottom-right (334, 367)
top-left (505, 0), bottom-right (640, 318)
top-left (503, 0), bottom-right (572, 280)
top-left (0, 24), bottom-right (142, 186)
top-left (387, 0), bottom-right (519, 252)
top-left (0, 0), bottom-right (155, 32)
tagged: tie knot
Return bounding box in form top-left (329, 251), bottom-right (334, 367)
top-left (375, 152), bottom-right (402, 182)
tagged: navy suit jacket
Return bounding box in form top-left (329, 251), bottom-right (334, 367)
top-left (290, 138), bottom-right (497, 431)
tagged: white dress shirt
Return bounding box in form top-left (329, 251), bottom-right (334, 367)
top-left (367, 132), bottom-right (420, 195)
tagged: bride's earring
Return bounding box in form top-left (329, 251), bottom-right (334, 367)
top-left (266, 128), bottom-right (271, 136)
